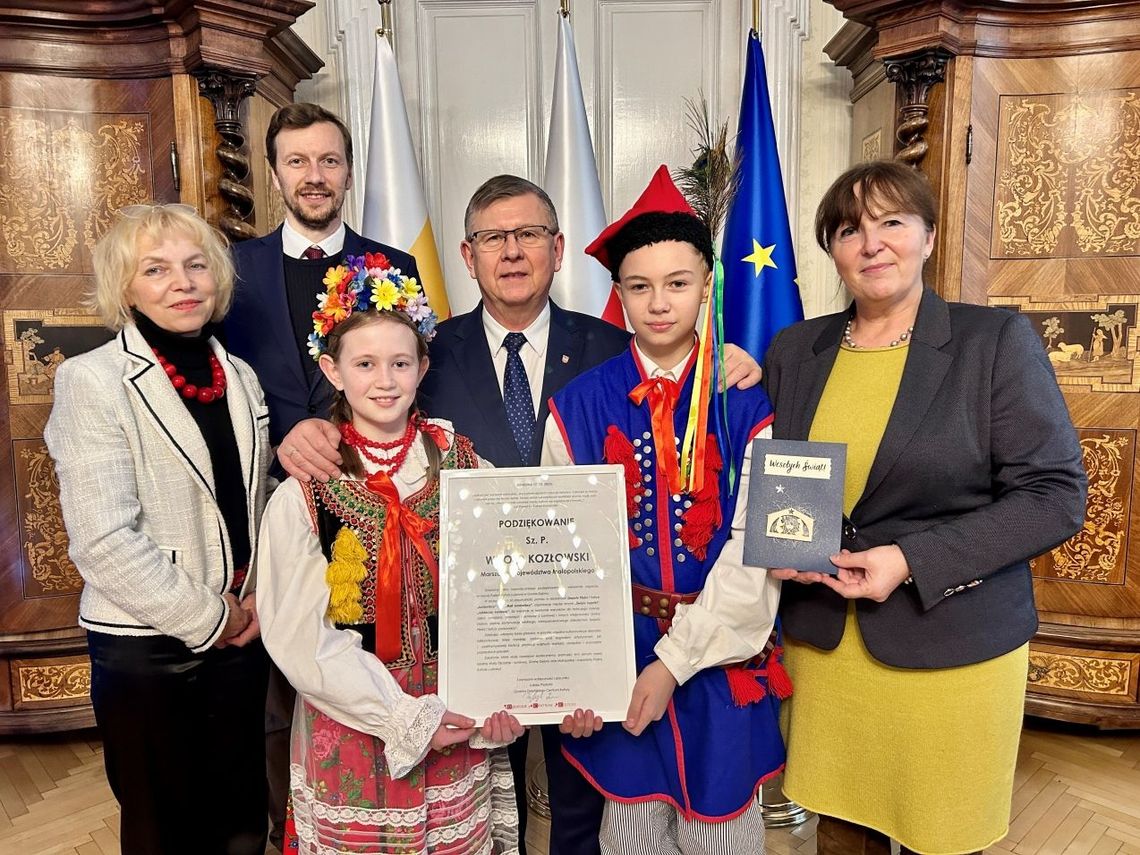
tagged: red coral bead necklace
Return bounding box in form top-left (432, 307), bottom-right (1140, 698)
top-left (152, 347), bottom-right (227, 404)
top-left (340, 418), bottom-right (418, 474)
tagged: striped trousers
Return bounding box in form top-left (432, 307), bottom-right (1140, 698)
top-left (599, 797), bottom-right (765, 855)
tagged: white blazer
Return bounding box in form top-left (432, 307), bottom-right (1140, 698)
top-left (44, 323), bottom-right (272, 653)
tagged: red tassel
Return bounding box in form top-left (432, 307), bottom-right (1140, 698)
top-left (680, 500), bottom-right (718, 560)
top-left (767, 646), bottom-right (794, 700)
top-left (726, 664), bottom-right (767, 707)
top-left (604, 425), bottom-right (645, 517)
top-left (680, 435), bottom-right (723, 560)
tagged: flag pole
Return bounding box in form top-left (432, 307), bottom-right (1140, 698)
top-left (752, 0), bottom-right (760, 35)
top-left (377, 0), bottom-right (393, 44)
top-left (560, 0), bottom-right (570, 19)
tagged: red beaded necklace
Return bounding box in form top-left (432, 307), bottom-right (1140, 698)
top-left (340, 418), bottom-right (419, 474)
top-left (152, 347), bottom-right (227, 404)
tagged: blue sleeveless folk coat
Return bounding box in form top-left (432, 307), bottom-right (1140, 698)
top-left (548, 343), bottom-right (784, 821)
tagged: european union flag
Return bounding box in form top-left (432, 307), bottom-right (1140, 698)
top-left (721, 30), bottom-right (803, 362)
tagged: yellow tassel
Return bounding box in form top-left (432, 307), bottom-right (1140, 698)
top-left (326, 527), bottom-right (368, 624)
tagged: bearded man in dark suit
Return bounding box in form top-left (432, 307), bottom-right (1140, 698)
top-left (223, 102), bottom-right (419, 851)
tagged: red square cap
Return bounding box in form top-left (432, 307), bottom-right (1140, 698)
top-left (584, 164), bottom-right (697, 271)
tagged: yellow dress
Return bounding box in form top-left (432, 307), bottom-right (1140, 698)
top-left (781, 344), bottom-right (1027, 855)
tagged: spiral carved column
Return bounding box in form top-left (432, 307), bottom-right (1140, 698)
top-left (195, 70), bottom-right (259, 242)
top-left (883, 50), bottom-right (950, 168)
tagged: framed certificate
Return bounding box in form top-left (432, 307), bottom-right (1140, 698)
top-left (438, 465), bottom-right (636, 725)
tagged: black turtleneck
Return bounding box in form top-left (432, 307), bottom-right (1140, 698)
top-left (133, 311), bottom-right (251, 583)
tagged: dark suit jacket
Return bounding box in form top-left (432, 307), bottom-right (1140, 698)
top-left (763, 288), bottom-right (1086, 668)
top-left (225, 224), bottom-right (420, 446)
top-left (420, 300), bottom-right (630, 467)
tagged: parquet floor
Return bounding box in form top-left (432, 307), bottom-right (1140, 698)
top-left (0, 719), bottom-right (1136, 854)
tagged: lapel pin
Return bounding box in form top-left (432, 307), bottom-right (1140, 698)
top-left (561, 354), bottom-right (570, 364)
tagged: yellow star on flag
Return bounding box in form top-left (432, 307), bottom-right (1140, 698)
top-left (743, 239), bottom-right (777, 277)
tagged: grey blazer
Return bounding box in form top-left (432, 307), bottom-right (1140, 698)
top-left (763, 288), bottom-right (1087, 668)
top-left (44, 324), bottom-right (271, 653)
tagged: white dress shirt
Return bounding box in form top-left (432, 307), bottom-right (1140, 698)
top-left (281, 219), bottom-right (346, 259)
top-left (482, 303), bottom-right (550, 419)
top-left (541, 343), bottom-right (778, 687)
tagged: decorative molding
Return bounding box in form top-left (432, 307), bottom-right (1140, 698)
top-left (824, 0), bottom-right (1140, 59)
top-left (758, 0), bottom-right (811, 226)
top-left (883, 49), bottom-right (950, 167)
top-left (824, 20), bottom-right (884, 102)
top-left (195, 70), bottom-right (259, 242)
top-left (824, 19), bottom-right (874, 74)
top-left (0, 1), bottom-right (315, 78)
top-left (1035, 621), bottom-right (1140, 652)
top-left (260, 27), bottom-right (325, 107)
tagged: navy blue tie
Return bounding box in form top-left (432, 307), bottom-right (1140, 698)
top-left (502, 332), bottom-right (536, 463)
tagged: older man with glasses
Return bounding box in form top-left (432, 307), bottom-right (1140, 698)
top-left (277, 173), bottom-right (762, 855)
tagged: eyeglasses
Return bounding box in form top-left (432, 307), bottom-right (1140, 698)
top-left (119, 203), bottom-right (199, 218)
top-left (465, 224), bottom-right (557, 252)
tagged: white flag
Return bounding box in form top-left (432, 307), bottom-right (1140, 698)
top-left (362, 33), bottom-right (450, 317)
top-left (544, 15), bottom-right (623, 325)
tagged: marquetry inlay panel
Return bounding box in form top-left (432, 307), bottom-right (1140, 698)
top-left (11, 657), bottom-right (92, 710)
top-left (994, 90), bottom-right (1140, 259)
top-left (861, 128), bottom-right (882, 161)
top-left (1028, 644), bottom-right (1138, 702)
top-left (1031, 429), bottom-right (1133, 586)
top-left (4, 310), bottom-right (113, 406)
top-left (0, 107), bottom-right (151, 274)
top-left (992, 297), bottom-right (1140, 392)
top-left (13, 439), bottom-right (83, 598)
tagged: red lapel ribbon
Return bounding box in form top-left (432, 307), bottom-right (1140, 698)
top-left (363, 470), bottom-right (439, 662)
top-left (417, 419), bottom-right (450, 451)
top-left (628, 375), bottom-right (684, 495)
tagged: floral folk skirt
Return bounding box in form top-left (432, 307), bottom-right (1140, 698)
top-left (285, 700), bottom-right (519, 855)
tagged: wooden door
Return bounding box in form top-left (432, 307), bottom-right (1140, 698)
top-left (0, 71), bottom-right (178, 731)
top-left (960, 51), bottom-right (1140, 726)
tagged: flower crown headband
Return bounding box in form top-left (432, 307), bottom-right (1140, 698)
top-left (308, 252), bottom-right (438, 360)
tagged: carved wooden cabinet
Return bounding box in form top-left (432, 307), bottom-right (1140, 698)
top-left (828, 0), bottom-right (1140, 727)
top-left (0, 1), bottom-right (315, 733)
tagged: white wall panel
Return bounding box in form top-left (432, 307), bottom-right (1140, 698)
top-left (411, 1), bottom-right (543, 311)
top-left (796, 0), bottom-right (853, 320)
top-left (596, 0), bottom-right (737, 218)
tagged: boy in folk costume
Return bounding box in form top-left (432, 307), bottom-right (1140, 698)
top-left (256, 254), bottom-right (522, 854)
top-left (541, 167), bottom-right (789, 854)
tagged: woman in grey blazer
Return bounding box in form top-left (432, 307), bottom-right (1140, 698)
top-left (763, 161), bottom-right (1086, 855)
top-left (44, 204), bottom-right (272, 855)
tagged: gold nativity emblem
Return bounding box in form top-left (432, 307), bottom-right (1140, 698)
top-left (766, 508), bottom-right (814, 543)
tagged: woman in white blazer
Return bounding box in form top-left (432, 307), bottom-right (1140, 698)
top-left (44, 204), bottom-right (272, 855)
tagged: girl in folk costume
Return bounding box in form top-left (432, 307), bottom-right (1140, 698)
top-left (542, 168), bottom-right (790, 855)
top-left (256, 254), bottom-right (522, 855)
